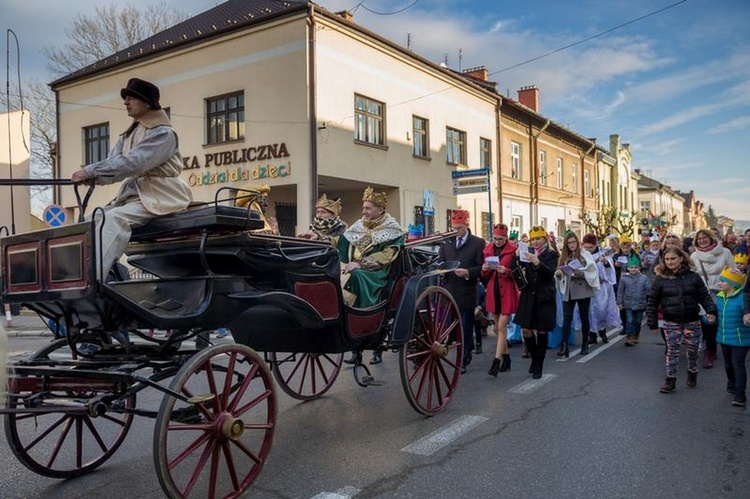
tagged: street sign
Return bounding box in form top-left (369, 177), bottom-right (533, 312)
top-left (43, 204), bottom-right (67, 227)
top-left (453, 185), bottom-right (489, 195)
top-left (453, 177), bottom-right (489, 188)
top-left (451, 167), bottom-right (490, 179)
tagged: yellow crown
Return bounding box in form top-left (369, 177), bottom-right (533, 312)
top-left (235, 184), bottom-right (270, 208)
top-left (362, 186), bottom-right (388, 208)
top-left (315, 193), bottom-right (342, 216)
top-left (720, 266), bottom-right (746, 288)
top-left (734, 253), bottom-right (749, 266)
top-left (529, 226), bottom-right (547, 239)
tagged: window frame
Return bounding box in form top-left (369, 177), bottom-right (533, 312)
top-left (584, 169), bottom-right (591, 197)
top-left (479, 137), bottom-right (492, 169)
top-left (539, 150), bottom-right (547, 186)
top-left (446, 127), bottom-right (466, 166)
top-left (354, 94), bottom-right (386, 146)
top-left (206, 91), bottom-right (245, 145)
top-left (412, 115), bottom-right (429, 158)
top-left (571, 163), bottom-right (578, 193)
top-left (510, 141), bottom-right (521, 179)
top-left (556, 158), bottom-right (563, 189)
top-left (83, 122), bottom-right (110, 165)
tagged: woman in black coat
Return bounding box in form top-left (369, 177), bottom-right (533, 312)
top-left (511, 226), bottom-right (559, 379)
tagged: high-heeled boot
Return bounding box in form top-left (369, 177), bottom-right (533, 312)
top-left (579, 331), bottom-right (589, 355)
top-left (524, 336), bottom-right (537, 374)
top-left (599, 329), bottom-right (609, 343)
top-left (557, 337), bottom-right (569, 357)
top-left (532, 333), bottom-right (548, 379)
top-left (499, 353), bottom-right (511, 372)
top-left (487, 358), bottom-right (501, 377)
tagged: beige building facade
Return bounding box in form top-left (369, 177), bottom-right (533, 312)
top-left (0, 110), bottom-right (32, 236)
top-left (51, 3), bottom-right (498, 237)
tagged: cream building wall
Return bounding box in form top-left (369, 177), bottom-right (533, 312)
top-left (0, 110), bottom-right (32, 235)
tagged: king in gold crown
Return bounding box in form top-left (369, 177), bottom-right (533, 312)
top-left (362, 186), bottom-right (388, 208)
top-left (316, 194), bottom-right (342, 216)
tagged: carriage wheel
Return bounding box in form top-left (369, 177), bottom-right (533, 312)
top-left (399, 286), bottom-right (463, 416)
top-left (269, 352), bottom-right (343, 401)
top-left (153, 343), bottom-right (276, 499)
top-left (3, 358), bottom-right (135, 478)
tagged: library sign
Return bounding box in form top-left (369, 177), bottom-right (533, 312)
top-left (183, 142), bottom-right (291, 187)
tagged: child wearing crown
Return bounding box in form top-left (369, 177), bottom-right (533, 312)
top-left (716, 267), bottom-right (750, 406)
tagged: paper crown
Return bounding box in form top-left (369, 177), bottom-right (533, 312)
top-left (626, 254), bottom-right (641, 268)
top-left (315, 194), bottom-right (342, 216)
top-left (619, 235), bottom-right (633, 244)
top-left (451, 209), bottom-right (470, 225)
top-left (362, 186), bottom-right (388, 208)
top-left (235, 184), bottom-right (270, 208)
top-left (734, 253), bottom-right (749, 266)
top-left (529, 226), bottom-right (547, 239)
top-left (493, 224), bottom-right (509, 237)
top-left (509, 230), bottom-right (519, 240)
top-left (720, 267), bottom-right (746, 288)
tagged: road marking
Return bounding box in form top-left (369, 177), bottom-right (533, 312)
top-left (401, 415), bottom-right (488, 456)
top-left (311, 486), bottom-right (361, 499)
top-left (556, 327), bottom-right (623, 362)
top-left (507, 374), bottom-right (557, 393)
top-left (576, 332), bottom-right (626, 363)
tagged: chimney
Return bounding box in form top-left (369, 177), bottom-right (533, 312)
top-left (462, 66), bottom-right (488, 81)
top-left (517, 85), bottom-right (539, 112)
top-left (336, 10), bottom-right (353, 21)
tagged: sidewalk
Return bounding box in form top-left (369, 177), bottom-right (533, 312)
top-left (3, 310), bottom-right (53, 337)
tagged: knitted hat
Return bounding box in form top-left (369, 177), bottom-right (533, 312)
top-left (720, 267), bottom-right (746, 288)
top-left (734, 253), bottom-right (749, 266)
top-left (582, 233), bottom-right (598, 245)
top-left (451, 210), bottom-right (470, 226)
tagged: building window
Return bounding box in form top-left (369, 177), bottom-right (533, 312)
top-left (510, 142), bottom-right (521, 179)
top-left (584, 170), bottom-right (591, 197)
top-left (539, 150), bottom-right (547, 185)
top-left (84, 123), bottom-right (109, 165)
top-left (355, 94), bottom-right (385, 146)
top-left (510, 215), bottom-right (522, 235)
top-left (412, 115), bottom-right (429, 157)
top-left (540, 217), bottom-right (548, 230)
top-left (641, 200), bottom-right (651, 213)
top-left (207, 91), bottom-right (245, 144)
top-left (480, 137), bottom-right (492, 169)
top-left (446, 127), bottom-right (466, 165)
top-left (556, 158), bottom-right (563, 189)
top-left (571, 164), bottom-right (578, 193)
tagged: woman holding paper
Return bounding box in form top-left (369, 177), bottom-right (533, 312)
top-left (510, 226), bottom-right (559, 379)
top-left (555, 232), bottom-right (600, 356)
top-left (482, 224), bottom-right (520, 376)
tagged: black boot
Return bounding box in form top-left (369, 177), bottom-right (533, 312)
top-left (599, 329), bottom-right (609, 344)
top-left (524, 335), bottom-right (537, 374)
top-left (488, 358), bottom-right (501, 377)
top-left (499, 353), bottom-right (511, 372)
top-left (580, 332), bottom-right (589, 355)
top-left (557, 337), bottom-right (569, 357)
top-left (533, 333), bottom-right (548, 379)
top-left (589, 332), bottom-right (598, 345)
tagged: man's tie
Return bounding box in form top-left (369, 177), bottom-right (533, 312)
top-left (456, 236), bottom-right (464, 249)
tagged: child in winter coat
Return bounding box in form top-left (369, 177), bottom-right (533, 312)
top-left (647, 247), bottom-right (717, 393)
top-left (716, 267), bottom-right (750, 407)
top-left (617, 257), bottom-right (650, 346)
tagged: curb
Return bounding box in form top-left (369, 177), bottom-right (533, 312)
top-left (5, 330), bottom-right (54, 338)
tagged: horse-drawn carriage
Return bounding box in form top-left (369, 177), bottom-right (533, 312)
top-left (1, 185), bottom-right (463, 498)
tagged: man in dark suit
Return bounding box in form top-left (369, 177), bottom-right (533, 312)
top-left (439, 210), bottom-right (486, 373)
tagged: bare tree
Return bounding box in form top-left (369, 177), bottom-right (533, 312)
top-left (43, 2), bottom-right (186, 77)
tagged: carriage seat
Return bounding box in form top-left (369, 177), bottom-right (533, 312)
top-left (130, 204), bottom-right (264, 242)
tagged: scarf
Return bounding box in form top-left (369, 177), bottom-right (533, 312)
top-left (535, 243), bottom-right (548, 256)
top-left (344, 212), bottom-right (406, 254)
top-left (695, 241), bottom-right (718, 253)
top-left (310, 216), bottom-right (345, 236)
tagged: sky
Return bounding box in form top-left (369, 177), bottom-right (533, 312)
top-left (3, 0), bottom-right (749, 222)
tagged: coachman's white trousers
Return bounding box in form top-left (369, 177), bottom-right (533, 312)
top-left (93, 201), bottom-right (157, 279)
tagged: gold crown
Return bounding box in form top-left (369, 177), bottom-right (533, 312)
top-left (362, 186), bottom-right (388, 208)
top-left (529, 226), bottom-right (546, 239)
top-left (316, 193), bottom-right (342, 216)
top-left (735, 253), bottom-right (749, 266)
top-left (720, 266), bottom-right (746, 288)
top-left (235, 184), bottom-right (270, 208)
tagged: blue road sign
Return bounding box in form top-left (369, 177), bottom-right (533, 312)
top-left (43, 204), bottom-right (67, 227)
top-left (451, 167), bottom-right (490, 179)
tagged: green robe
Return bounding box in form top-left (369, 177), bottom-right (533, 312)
top-left (337, 235), bottom-right (405, 308)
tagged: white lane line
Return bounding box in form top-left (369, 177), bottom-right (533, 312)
top-left (576, 331), bottom-right (626, 363)
top-left (556, 326), bottom-right (624, 362)
top-left (507, 374), bottom-right (557, 394)
top-left (311, 486), bottom-right (361, 499)
top-left (401, 415), bottom-right (488, 456)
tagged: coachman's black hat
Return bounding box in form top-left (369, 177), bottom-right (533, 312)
top-left (120, 78), bottom-right (161, 109)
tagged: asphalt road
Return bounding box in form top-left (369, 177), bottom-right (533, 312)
top-left (1, 327), bottom-right (749, 499)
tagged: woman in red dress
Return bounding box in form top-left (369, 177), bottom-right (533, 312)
top-left (482, 224), bottom-right (520, 376)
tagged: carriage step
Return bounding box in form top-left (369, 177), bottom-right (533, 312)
top-left (360, 376), bottom-right (386, 387)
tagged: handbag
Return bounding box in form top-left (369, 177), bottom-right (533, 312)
top-left (511, 264), bottom-right (528, 290)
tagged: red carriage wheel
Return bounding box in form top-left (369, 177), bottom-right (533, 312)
top-left (153, 343), bottom-right (276, 498)
top-left (399, 286), bottom-right (463, 416)
top-left (4, 340), bottom-right (135, 478)
top-left (269, 352), bottom-right (343, 401)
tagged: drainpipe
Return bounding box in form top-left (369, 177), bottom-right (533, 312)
top-left (307, 4), bottom-right (318, 215)
top-left (580, 140), bottom-right (596, 223)
top-left (531, 119), bottom-right (550, 226)
top-left (495, 99), bottom-right (502, 222)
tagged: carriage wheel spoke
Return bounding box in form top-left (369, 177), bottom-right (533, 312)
top-left (82, 414), bottom-right (109, 452)
top-left (203, 360), bottom-right (223, 413)
top-left (221, 440), bottom-right (241, 491)
top-left (167, 429), bottom-right (210, 470)
top-left (22, 414), bottom-right (68, 451)
top-left (46, 416), bottom-right (74, 468)
top-left (221, 352), bottom-right (238, 409)
top-left (227, 363), bottom-right (260, 413)
top-left (181, 437), bottom-right (216, 497)
top-left (235, 389), bottom-right (273, 418)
